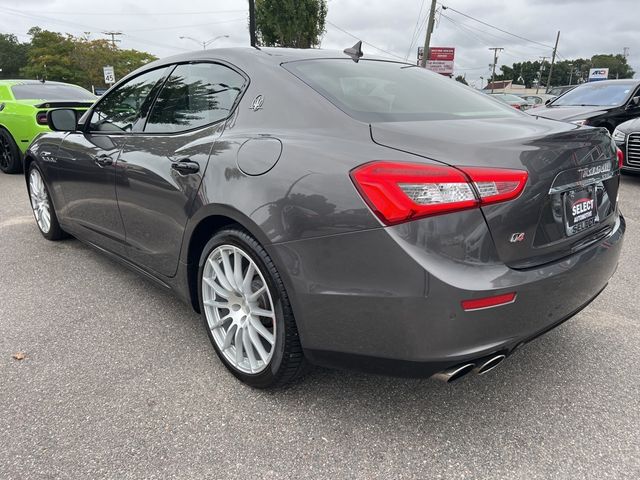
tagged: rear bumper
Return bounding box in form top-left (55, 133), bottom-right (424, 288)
top-left (268, 210), bottom-right (625, 377)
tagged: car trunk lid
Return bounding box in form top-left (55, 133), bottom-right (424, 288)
top-left (370, 117), bottom-right (620, 268)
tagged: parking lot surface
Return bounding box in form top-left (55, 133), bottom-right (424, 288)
top-left (1, 171), bottom-right (639, 479)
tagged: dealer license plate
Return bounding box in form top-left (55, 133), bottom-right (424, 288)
top-left (564, 186), bottom-right (598, 236)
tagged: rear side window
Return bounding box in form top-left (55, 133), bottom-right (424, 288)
top-left (284, 59), bottom-right (517, 122)
top-left (144, 63), bottom-right (245, 133)
top-left (11, 84), bottom-right (95, 101)
top-left (89, 67), bottom-right (169, 133)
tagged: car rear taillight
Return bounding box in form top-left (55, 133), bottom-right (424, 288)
top-left (513, 104), bottom-right (522, 110)
top-left (350, 161), bottom-right (528, 225)
top-left (36, 111), bottom-right (48, 125)
top-left (617, 147), bottom-right (624, 169)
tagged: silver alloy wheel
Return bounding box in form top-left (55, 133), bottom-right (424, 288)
top-left (29, 169), bottom-right (51, 234)
top-left (202, 244), bottom-right (276, 374)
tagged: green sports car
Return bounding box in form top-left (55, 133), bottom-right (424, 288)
top-left (0, 80), bottom-right (96, 173)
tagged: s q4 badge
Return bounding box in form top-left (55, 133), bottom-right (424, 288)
top-left (250, 94), bottom-right (264, 111)
top-left (509, 232), bottom-right (525, 243)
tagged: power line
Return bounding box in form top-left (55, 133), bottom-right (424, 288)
top-left (15, 9), bottom-right (247, 16)
top-left (440, 12), bottom-right (549, 55)
top-left (2, 7), bottom-right (189, 53)
top-left (128, 17), bottom-right (246, 33)
top-left (439, 3), bottom-right (554, 50)
top-left (326, 21), bottom-right (405, 60)
top-left (405, 0), bottom-right (427, 60)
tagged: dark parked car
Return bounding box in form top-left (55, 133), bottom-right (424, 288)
top-left (613, 118), bottom-right (640, 172)
top-left (529, 79), bottom-right (640, 132)
top-left (25, 47), bottom-right (624, 387)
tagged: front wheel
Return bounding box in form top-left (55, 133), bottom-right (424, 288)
top-left (28, 165), bottom-right (66, 240)
top-left (198, 228), bottom-right (306, 388)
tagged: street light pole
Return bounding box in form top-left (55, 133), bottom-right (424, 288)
top-left (179, 35), bottom-right (230, 50)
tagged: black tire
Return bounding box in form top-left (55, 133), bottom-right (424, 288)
top-left (0, 128), bottom-right (22, 174)
top-left (198, 228), bottom-right (306, 388)
top-left (28, 163), bottom-right (67, 241)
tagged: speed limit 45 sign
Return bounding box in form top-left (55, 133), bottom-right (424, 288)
top-left (103, 66), bottom-right (115, 85)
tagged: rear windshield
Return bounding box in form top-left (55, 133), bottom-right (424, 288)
top-left (492, 94), bottom-right (523, 102)
top-left (551, 83), bottom-right (636, 107)
top-left (283, 59), bottom-right (517, 122)
top-left (11, 84), bottom-right (95, 101)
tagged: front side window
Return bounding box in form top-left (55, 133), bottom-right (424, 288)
top-left (89, 68), bottom-right (169, 133)
top-left (283, 59), bottom-right (518, 123)
top-left (144, 63), bottom-right (246, 133)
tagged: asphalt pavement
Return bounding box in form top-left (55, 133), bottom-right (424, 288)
top-left (1, 171), bottom-right (639, 479)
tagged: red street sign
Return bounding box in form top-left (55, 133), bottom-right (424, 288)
top-left (428, 47), bottom-right (455, 61)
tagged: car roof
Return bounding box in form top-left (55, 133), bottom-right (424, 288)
top-left (146, 46), bottom-right (392, 66)
top-left (134, 46), bottom-right (399, 79)
top-left (0, 79), bottom-right (79, 87)
top-left (576, 79), bottom-right (640, 86)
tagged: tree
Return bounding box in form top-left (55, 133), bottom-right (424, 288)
top-left (0, 34), bottom-right (28, 79)
top-left (255, 0), bottom-right (328, 48)
top-left (590, 54), bottom-right (635, 79)
top-left (21, 28), bottom-right (79, 84)
top-left (20, 28), bottom-right (156, 90)
top-left (495, 54), bottom-right (635, 88)
top-left (455, 75), bottom-right (468, 85)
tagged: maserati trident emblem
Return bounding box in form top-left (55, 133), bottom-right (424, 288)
top-left (250, 94), bottom-right (264, 111)
top-left (509, 232), bottom-right (526, 243)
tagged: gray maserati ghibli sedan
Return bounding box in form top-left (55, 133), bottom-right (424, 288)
top-left (24, 47), bottom-right (624, 387)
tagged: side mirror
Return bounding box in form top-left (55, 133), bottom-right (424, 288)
top-left (545, 98), bottom-right (552, 105)
top-left (625, 96), bottom-right (640, 110)
top-left (47, 109), bottom-right (79, 132)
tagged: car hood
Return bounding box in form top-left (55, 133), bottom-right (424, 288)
top-left (528, 104), bottom-right (609, 121)
top-left (616, 117), bottom-right (640, 133)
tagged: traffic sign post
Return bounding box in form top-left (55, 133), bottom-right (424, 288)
top-left (103, 66), bottom-right (115, 85)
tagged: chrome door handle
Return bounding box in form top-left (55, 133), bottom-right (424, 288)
top-left (171, 159), bottom-right (200, 175)
top-left (93, 154), bottom-right (113, 167)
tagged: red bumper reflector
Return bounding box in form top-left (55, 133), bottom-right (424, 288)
top-left (462, 292), bottom-right (517, 311)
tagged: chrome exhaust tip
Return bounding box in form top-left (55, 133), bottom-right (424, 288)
top-left (432, 363), bottom-right (475, 383)
top-left (473, 354), bottom-right (506, 375)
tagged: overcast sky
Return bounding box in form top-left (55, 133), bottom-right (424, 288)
top-left (1, 0), bottom-right (637, 88)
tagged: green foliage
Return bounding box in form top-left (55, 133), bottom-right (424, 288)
top-left (0, 34), bottom-right (29, 79)
top-left (454, 75), bottom-right (468, 85)
top-left (11, 28), bottom-right (156, 90)
top-left (590, 54), bottom-right (635, 79)
top-left (255, 0), bottom-right (328, 48)
top-left (496, 54), bottom-right (635, 88)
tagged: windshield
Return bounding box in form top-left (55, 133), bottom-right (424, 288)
top-left (284, 59), bottom-right (518, 122)
top-left (11, 83), bottom-right (95, 101)
top-left (551, 83), bottom-right (635, 107)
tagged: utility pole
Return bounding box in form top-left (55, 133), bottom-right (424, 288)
top-left (568, 63), bottom-right (574, 85)
top-left (248, 0), bottom-right (257, 47)
top-left (419, 0), bottom-right (438, 68)
top-left (102, 31), bottom-right (122, 48)
top-left (545, 31), bottom-right (560, 93)
top-left (488, 47), bottom-right (503, 93)
top-left (535, 56), bottom-right (548, 94)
